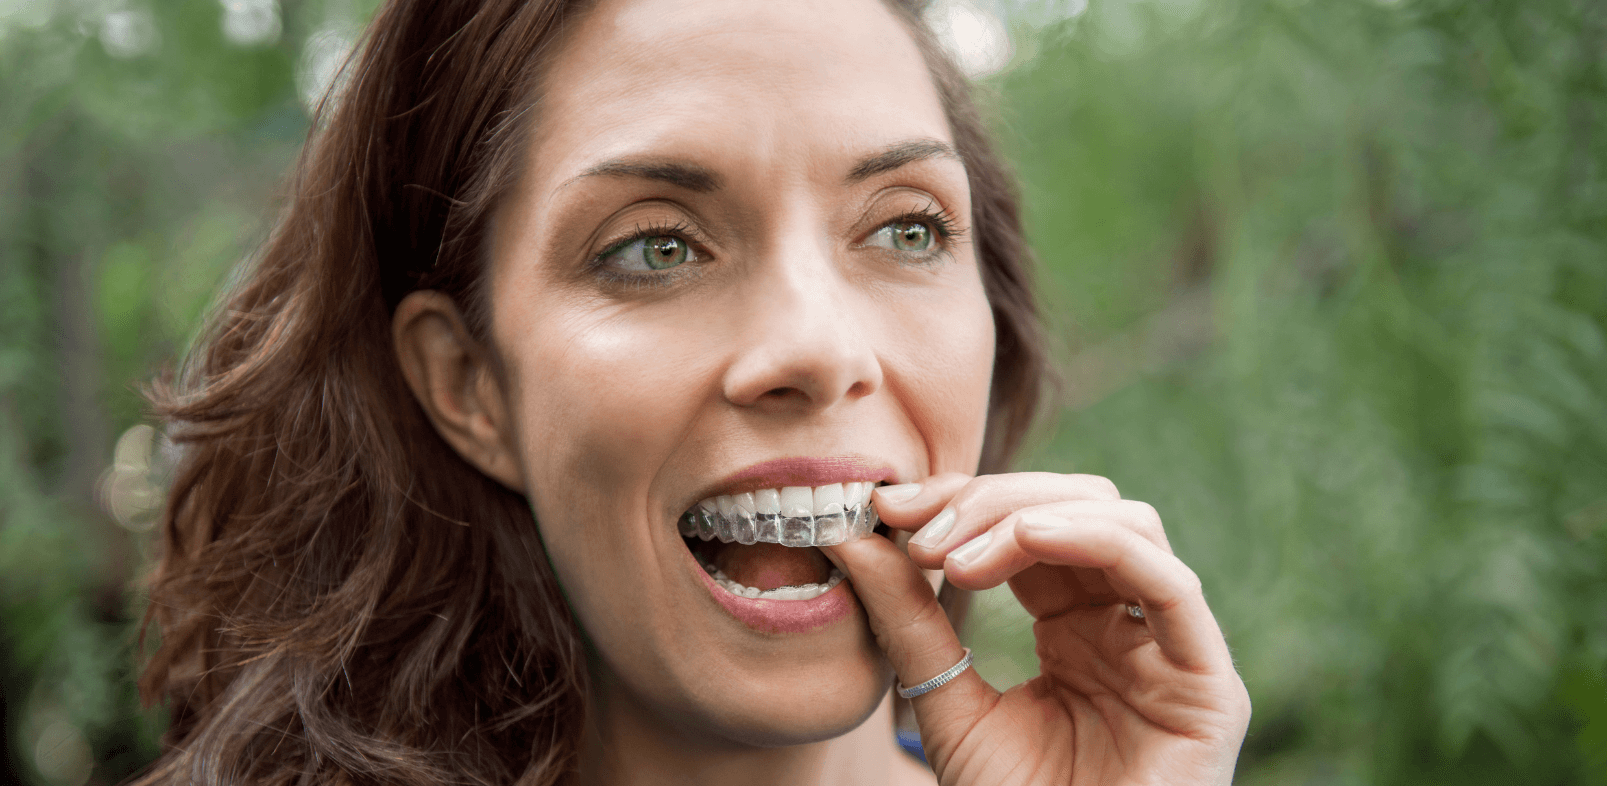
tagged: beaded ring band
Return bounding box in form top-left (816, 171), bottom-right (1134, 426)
top-left (896, 648), bottom-right (974, 699)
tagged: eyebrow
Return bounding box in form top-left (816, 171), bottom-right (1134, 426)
top-left (569, 160), bottom-right (722, 193)
top-left (846, 139), bottom-right (962, 184)
top-left (564, 138), bottom-right (961, 193)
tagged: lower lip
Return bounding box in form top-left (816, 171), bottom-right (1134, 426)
top-left (688, 552), bottom-right (858, 634)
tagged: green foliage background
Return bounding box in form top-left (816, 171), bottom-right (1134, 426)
top-left (1, 0), bottom-right (1604, 783)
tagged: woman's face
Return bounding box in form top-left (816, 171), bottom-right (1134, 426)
top-left (486, 0), bottom-right (994, 745)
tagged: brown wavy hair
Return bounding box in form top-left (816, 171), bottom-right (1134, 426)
top-left (134, 1), bottom-right (1047, 784)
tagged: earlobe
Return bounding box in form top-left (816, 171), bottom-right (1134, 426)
top-left (392, 291), bottom-right (526, 493)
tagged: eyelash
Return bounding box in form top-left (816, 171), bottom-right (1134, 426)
top-left (586, 205), bottom-right (966, 289)
top-left (879, 204), bottom-right (967, 253)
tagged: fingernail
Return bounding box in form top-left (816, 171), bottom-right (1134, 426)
top-left (877, 482), bottom-right (922, 503)
top-left (948, 531), bottom-right (994, 567)
top-left (910, 507), bottom-right (957, 549)
top-left (1017, 512), bottom-right (1064, 533)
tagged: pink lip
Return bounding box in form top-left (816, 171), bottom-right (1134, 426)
top-left (699, 455), bottom-right (896, 500)
top-left (686, 549), bottom-right (858, 634)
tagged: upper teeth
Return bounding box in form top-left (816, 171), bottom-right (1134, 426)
top-left (680, 482), bottom-right (880, 547)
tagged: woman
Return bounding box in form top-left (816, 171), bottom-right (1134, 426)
top-left (136, 0), bottom-right (1251, 783)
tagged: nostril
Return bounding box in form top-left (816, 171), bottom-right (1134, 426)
top-left (723, 338), bottom-right (882, 410)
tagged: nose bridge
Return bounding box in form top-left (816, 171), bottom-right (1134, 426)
top-left (722, 229), bottom-right (880, 410)
top-left (760, 233), bottom-right (849, 339)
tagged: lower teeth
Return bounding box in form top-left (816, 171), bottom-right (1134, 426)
top-left (696, 555), bottom-right (844, 601)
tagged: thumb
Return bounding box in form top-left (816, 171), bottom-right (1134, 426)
top-left (823, 534), bottom-right (998, 764)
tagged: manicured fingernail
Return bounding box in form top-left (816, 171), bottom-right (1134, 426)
top-left (948, 531), bottom-right (994, 567)
top-left (1017, 512), bottom-right (1064, 533)
top-left (877, 482), bottom-right (922, 503)
top-left (910, 507), bottom-right (957, 548)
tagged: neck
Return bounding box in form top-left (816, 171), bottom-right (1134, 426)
top-left (573, 673), bottom-right (926, 786)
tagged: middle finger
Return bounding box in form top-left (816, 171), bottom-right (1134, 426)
top-left (907, 494), bottom-right (1173, 572)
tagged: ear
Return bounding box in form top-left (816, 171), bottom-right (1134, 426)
top-left (392, 291), bottom-right (526, 492)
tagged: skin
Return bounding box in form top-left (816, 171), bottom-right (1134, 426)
top-left (391, 0), bottom-right (1252, 784)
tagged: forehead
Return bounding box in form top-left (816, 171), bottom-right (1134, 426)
top-left (529, 0), bottom-right (951, 185)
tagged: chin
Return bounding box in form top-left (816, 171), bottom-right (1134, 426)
top-left (668, 649), bottom-right (894, 749)
top-left (658, 482), bottom-right (903, 747)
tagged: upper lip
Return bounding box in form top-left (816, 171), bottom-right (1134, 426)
top-left (687, 455), bottom-right (898, 507)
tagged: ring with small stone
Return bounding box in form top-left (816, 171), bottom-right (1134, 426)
top-left (896, 648), bottom-right (973, 699)
top-left (1125, 603), bottom-right (1145, 620)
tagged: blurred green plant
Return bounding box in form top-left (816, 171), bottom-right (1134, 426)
top-left (972, 1), bottom-right (1607, 783)
top-left (0, 1), bottom-right (365, 783)
top-left (0, 0), bottom-right (1603, 784)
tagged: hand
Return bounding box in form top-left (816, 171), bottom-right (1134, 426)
top-left (822, 472), bottom-right (1251, 786)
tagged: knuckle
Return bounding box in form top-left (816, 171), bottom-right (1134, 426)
top-left (930, 471), bottom-right (978, 498)
top-left (888, 595), bottom-right (946, 640)
top-left (1127, 501), bottom-right (1169, 542)
top-left (1124, 498), bottom-right (1163, 530)
top-left (1075, 474), bottom-right (1121, 500)
top-left (1176, 563), bottom-right (1204, 598)
top-left (883, 599), bottom-right (952, 661)
top-left (947, 477), bottom-right (1012, 525)
top-left (1152, 560), bottom-right (1204, 613)
top-left (1210, 677), bottom-right (1254, 728)
top-left (1133, 500), bottom-right (1162, 528)
top-left (1233, 680), bottom-right (1253, 719)
top-left (950, 473), bottom-right (1001, 506)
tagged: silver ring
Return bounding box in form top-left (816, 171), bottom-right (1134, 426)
top-left (1126, 603), bottom-right (1145, 620)
top-left (896, 648), bottom-right (973, 699)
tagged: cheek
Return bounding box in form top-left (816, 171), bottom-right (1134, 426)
top-left (503, 307), bottom-right (718, 517)
top-left (490, 303), bottom-right (727, 640)
top-left (883, 277), bottom-right (997, 473)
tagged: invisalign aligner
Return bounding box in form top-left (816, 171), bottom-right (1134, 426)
top-left (678, 483), bottom-right (880, 548)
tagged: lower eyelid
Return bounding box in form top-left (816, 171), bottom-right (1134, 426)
top-left (593, 266), bottom-right (695, 291)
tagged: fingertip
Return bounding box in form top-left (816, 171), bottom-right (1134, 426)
top-left (937, 567), bottom-right (995, 592)
top-left (908, 507), bottom-right (957, 550)
top-left (904, 542), bottom-right (949, 571)
top-left (943, 530), bottom-right (995, 571)
top-left (871, 473), bottom-right (971, 523)
top-left (874, 482), bottom-right (923, 505)
top-left (825, 530), bottom-right (906, 574)
top-left (870, 485), bottom-right (928, 533)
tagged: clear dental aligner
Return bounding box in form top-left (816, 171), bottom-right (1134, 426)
top-left (678, 482), bottom-right (881, 548)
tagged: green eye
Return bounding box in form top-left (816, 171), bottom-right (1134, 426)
top-left (892, 221), bottom-right (932, 252)
top-left (869, 220), bottom-right (936, 254)
top-left (642, 236), bottom-right (688, 269)
top-left (602, 235), bottom-right (693, 272)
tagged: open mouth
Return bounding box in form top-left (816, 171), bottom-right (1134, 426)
top-left (679, 482), bottom-right (883, 602)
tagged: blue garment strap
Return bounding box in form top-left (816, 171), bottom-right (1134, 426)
top-left (895, 729), bottom-right (926, 764)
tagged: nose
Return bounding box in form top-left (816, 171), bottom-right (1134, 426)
top-left (722, 240), bottom-right (882, 413)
